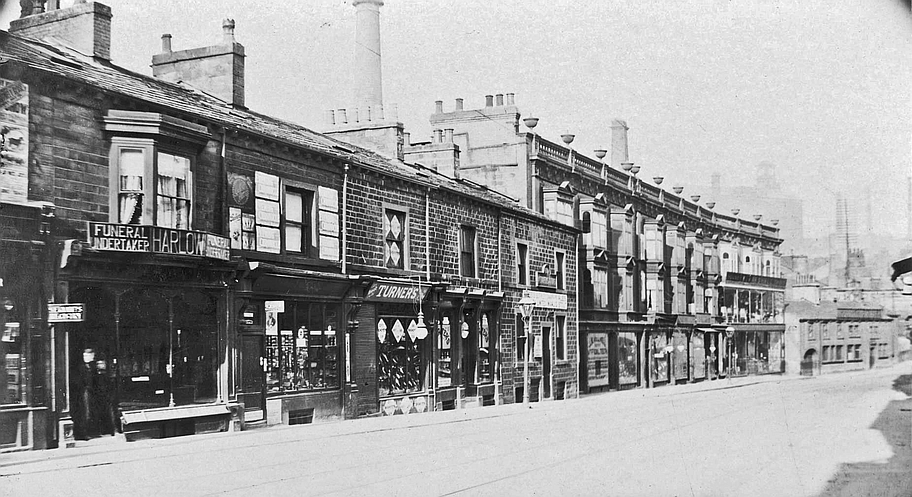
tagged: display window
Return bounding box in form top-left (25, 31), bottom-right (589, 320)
top-left (692, 331), bottom-right (706, 379)
top-left (586, 332), bottom-right (610, 388)
top-left (672, 332), bottom-right (688, 380)
top-left (377, 306), bottom-right (427, 397)
top-left (617, 332), bottom-right (638, 386)
top-left (1, 319), bottom-right (23, 405)
top-left (265, 301), bottom-right (340, 393)
top-left (437, 315), bottom-right (452, 388)
top-left (650, 333), bottom-right (669, 383)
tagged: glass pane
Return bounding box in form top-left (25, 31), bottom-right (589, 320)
top-left (120, 149), bottom-right (145, 179)
top-left (286, 191), bottom-right (303, 223)
top-left (286, 224), bottom-right (302, 252)
top-left (118, 193), bottom-right (143, 224)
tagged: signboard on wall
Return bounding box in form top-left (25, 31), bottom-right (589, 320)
top-left (47, 303), bottom-right (85, 323)
top-left (522, 290), bottom-right (568, 310)
top-left (86, 222), bottom-right (230, 261)
top-left (0, 78), bottom-right (28, 203)
top-left (587, 333), bottom-right (610, 387)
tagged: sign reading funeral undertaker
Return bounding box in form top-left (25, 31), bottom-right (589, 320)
top-left (48, 303), bottom-right (85, 323)
top-left (86, 222), bottom-right (231, 260)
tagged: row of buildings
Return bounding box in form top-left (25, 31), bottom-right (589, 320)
top-left (0, 1), bottom-right (899, 452)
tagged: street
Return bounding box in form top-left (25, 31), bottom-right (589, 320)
top-left (2, 364), bottom-right (910, 497)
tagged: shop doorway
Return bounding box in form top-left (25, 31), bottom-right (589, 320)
top-left (239, 334), bottom-right (265, 421)
top-left (869, 346), bottom-right (876, 369)
top-left (801, 349), bottom-right (817, 376)
top-left (542, 326), bottom-right (552, 398)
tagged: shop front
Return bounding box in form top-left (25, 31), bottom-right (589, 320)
top-left (647, 326), bottom-right (673, 387)
top-left (0, 201), bottom-right (52, 451)
top-left (728, 325), bottom-right (785, 376)
top-left (581, 323), bottom-right (641, 393)
top-left (234, 263), bottom-right (356, 426)
top-left (58, 222), bottom-right (235, 443)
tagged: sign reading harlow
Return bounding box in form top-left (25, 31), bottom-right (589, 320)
top-left (366, 281), bottom-right (429, 302)
top-left (48, 303), bottom-right (85, 323)
top-left (522, 290), bottom-right (568, 310)
top-left (87, 222), bottom-right (230, 261)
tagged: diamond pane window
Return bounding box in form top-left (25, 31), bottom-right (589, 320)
top-left (385, 209), bottom-right (406, 269)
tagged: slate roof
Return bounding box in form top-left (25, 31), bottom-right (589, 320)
top-left (0, 30), bottom-right (569, 229)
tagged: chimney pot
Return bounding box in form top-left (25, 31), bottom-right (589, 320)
top-left (435, 100), bottom-right (444, 113)
top-left (485, 95), bottom-right (494, 107)
top-left (506, 93), bottom-right (515, 105)
top-left (403, 132), bottom-right (411, 146)
top-left (161, 34), bottom-right (172, 53)
top-left (495, 94), bottom-right (504, 106)
top-left (444, 129), bottom-right (454, 143)
top-left (222, 18), bottom-right (236, 44)
top-left (455, 98), bottom-right (464, 111)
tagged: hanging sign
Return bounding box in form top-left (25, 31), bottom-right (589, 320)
top-left (47, 303), bottom-right (84, 323)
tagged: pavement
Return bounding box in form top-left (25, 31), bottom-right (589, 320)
top-left (1, 365), bottom-right (908, 497)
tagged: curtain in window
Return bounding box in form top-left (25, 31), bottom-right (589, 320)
top-left (118, 149), bottom-right (144, 224)
top-left (157, 153), bottom-right (190, 229)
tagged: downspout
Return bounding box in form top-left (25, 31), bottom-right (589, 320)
top-left (342, 163), bottom-right (349, 274)
top-left (425, 187), bottom-right (431, 281)
top-left (575, 228), bottom-right (580, 398)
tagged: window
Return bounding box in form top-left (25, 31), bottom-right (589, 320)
top-left (385, 209), bottom-right (407, 269)
top-left (555, 315), bottom-right (566, 360)
top-left (266, 301), bottom-right (340, 392)
top-left (2, 317), bottom-right (23, 405)
top-left (114, 147), bottom-right (193, 229)
top-left (722, 252), bottom-right (731, 273)
top-left (106, 110), bottom-right (208, 229)
top-left (515, 314), bottom-right (526, 362)
top-left (377, 311), bottom-right (426, 396)
top-left (836, 322), bottom-right (844, 339)
top-left (822, 322), bottom-right (830, 340)
top-left (460, 226), bottom-right (477, 278)
top-left (592, 267), bottom-right (608, 308)
top-left (437, 316), bottom-right (452, 388)
top-left (516, 243), bottom-right (528, 285)
top-left (807, 322), bottom-right (816, 340)
top-left (478, 313), bottom-right (493, 382)
top-left (555, 252), bottom-right (566, 290)
top-left (835, 345), bottom-right (844, 361)
top-left (850, 324), bottom-right (861, 337)
top-left (848, 344), bottom-right (862, 362)
top-left (284, 188), bottom-right (315, 255)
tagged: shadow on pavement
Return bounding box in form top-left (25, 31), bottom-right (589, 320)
top-left (817, 373), bottom-right (912, 497)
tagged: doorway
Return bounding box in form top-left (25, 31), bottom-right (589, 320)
top-left (542, 326), bottom-right (552, 399)
top-left (239, 334), bottom-right (265, 421)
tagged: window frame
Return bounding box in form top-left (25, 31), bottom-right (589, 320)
top-left (516, 241), bottom-right (529, 286)
top-left (384, 206), bottom-right (409, 270)
top-left (555, 251), bottom-right (566, 290)
top-left (109, 138), bottom-right (196, 229)
top-left (555, 315), bottom-right (566, 361)
top-left (459, 225), bottom-right (478, 278)
top-left (282, 184), bottom-right (317, 257)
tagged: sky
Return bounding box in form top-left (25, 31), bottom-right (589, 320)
top-left (2, 0), bottom-right (911, 241)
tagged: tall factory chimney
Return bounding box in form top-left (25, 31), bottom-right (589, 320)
top-left (610, 119), bottom-right (629, 168)
top-left (353, 0), bottom-right (384, 109)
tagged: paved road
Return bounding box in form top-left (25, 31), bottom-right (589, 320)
top-left (2, 364), bottom-right (910, 497)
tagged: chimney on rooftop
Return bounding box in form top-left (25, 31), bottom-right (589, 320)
top-left (610, 119), bottom-right (629, 168)
top-left (151, 19), bottom-right (246, 108)
top-left (10, 1), bottom-right (113, 60)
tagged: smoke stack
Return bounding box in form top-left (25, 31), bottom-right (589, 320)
top-left (455, 98), bottom-right (464, 111)
top-left (610, 119), bottom-right (629, 167)
top-left (353, 0), bottom-right (384, 109)
top-left (506, 93), bottom-right (515, 105)
top-left (435, 100), bottom-right (443, 113)
top-left (495, 93), bottom-right (504, 106)
top-left (444, 129), bottom-right (454, 142)
top-left (161, 34), bottom-right (172, 53)
top-left (485, 94), bottom-right (494, 107)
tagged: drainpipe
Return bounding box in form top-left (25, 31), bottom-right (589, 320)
top-left (575, 229), bottom-right (580, 398)
top-left (425, 187), bottom-right (431, 281)
top-left (342, 163), bottom-right (350, 274)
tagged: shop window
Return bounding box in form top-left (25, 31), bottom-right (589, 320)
top-left (266, 301), bottom-right (339, 392)
top-left (460, 226), bottom-right (477, 278)
top-left (516, 242), bottom-right (528, 285)
top-left (437, 316), bottom-right (452, 388)
top-left (835, 345), bottom-right (844, 361)
top-left (377, 313), bottom-right (426, 396)
top-left (284, 188), bottom-right (315, 256)
top-left (878, 343), bottom-right (890, 359)
top-left (2, 318), bottom-right (23, 405)
top-left (555, 252), bottom-right (566, 290)
top-left (555, 315), bottom-right (566, 360)
top-left (385, 209), bottom-right (407, 269)
top-left (848, 344), bottom-right (862, 362)
top-left (478, 313), bottom-right (492, 382)
top-left (618, 332), bottom-right (638, 386)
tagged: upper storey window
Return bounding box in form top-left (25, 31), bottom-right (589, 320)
top-left (105, 110), bottom-right (209, 229)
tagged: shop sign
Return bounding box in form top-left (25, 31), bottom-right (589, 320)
top-left (535, 271), bottom-right (556, 289)
top-left (522, 290), bottom-right (567, 310)
top-left (48, 303), bottom-right (84, 322)
top-left (366, 281), bottom-right (429, 302)
top-left (86, 222), bottom-right (230, 261)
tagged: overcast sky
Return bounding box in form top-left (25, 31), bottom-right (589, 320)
top-left (3, 0), bottom-right (911, 240)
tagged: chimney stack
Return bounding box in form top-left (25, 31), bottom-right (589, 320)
top-left (10, 1), bottom-right (113, 60)
top-left (435, 100), bottom-right (443, 114)
top-left (610, 119), bottom-right (629, 168)
top-left (152, 19), bottom-right (246, 108)
top-left (495, 93), bottom-right (504, 106)
top-left (353, 0), bottom-right (384, 109)
top-left (485, 94), bottom-right (494, 107)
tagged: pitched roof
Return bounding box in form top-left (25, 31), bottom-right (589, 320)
top-left (0, 31), bottom-right (568, 229)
